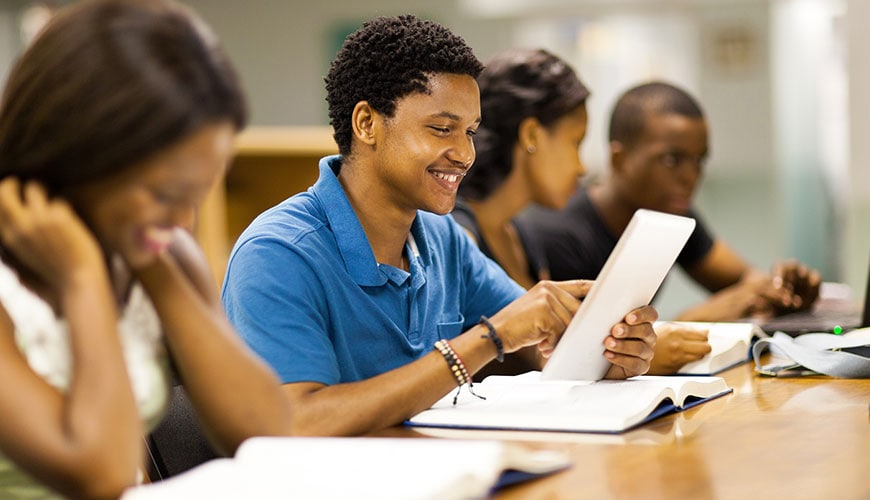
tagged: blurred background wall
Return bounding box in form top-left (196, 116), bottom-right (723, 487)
top-left (0, 0), bottom-right (866, 319)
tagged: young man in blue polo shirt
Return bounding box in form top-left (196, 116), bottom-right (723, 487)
top-left (222, 15), bottom-right (657, 436)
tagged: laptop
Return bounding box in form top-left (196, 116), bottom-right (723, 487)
top-left (757, 254), bottom-right (870, 336)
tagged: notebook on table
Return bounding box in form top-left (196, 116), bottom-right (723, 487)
top-left (757, 254), bottom-right (870, 336)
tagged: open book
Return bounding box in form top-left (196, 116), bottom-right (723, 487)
top-left (411, 392), bottom-right (726, 445)
top-left (123, 437), bottom-right (570, 500)
top-left (406, 371), bottom-right (731, 434)
top-left (656, 321), bottom-right (766, 375)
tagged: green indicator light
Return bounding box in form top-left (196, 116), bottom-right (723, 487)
top-left (833, 325), bottom-right (843, 335)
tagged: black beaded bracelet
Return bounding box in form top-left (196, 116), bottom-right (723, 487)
top-left (479, 315), bottom-right (504, 362)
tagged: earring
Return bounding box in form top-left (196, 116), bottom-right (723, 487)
top-left (527, 146), bottom-right (536, 154)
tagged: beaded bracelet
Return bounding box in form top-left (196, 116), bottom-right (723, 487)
top-left (434, 339), bottom-right (485, 405)
top-left (434, 339), bottom-right (468, 385)
top-left (479, 315), bottom-right (504, 362)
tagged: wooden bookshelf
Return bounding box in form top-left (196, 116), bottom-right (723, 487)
top-left (196, 126), bottom-right (337, 286)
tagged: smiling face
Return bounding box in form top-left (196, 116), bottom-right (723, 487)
top-left (368, 73), bottom-right (481, 216)
top-left (527, 103), bottom-right (589, 209)
top-left (66, 122), bottom-right (235, 268)
top-left (612, 112), bottom-right (708, 215)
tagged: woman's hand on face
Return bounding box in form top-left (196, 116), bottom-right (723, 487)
top-left (0, 178), bottom-right (105, 289)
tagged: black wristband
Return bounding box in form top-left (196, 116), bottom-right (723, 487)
top-left (479, 315), bottom-right (504, 362)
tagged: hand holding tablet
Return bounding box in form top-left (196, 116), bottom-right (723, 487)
top-left (541, 209), bottom-right (696, 381)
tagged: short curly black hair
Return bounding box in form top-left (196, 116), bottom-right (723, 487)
top-left (325, 14), bottom-right (484, 156)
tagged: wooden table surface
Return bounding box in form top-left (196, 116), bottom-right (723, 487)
top-left (397, 362), bottom-right (870, 499)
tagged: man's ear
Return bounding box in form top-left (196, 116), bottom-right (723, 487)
top-left (351, 101), bottom-right (377, 146)
top-left (518, 116), bottom-right (542, 154)
top-left (610, 140), bottom-right (626, 173)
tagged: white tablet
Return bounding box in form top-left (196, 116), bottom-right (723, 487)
top-left (540, 209), bottom-right (696, 381)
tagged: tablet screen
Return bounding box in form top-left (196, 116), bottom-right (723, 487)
top-left (541, 209), bottom-right (696, 381)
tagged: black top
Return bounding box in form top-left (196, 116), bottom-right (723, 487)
top-left (516, 186), bottom-right (715, 281)
top-left (451, 199), bottom-right (549, 282)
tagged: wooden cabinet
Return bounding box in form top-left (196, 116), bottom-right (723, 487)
top-left (196, 126), bottom-right (337, 286)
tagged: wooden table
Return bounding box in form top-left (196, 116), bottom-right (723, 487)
top-left (398, 363), bottom-right (870, 499)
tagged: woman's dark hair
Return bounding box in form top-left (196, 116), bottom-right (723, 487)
top-left (325, 14), bottom-right (484, 157)
top-left (460, 48), bottom-right (589, 201)
top-left (0, 0), bottom-right (247, 192)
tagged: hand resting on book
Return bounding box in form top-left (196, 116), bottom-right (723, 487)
top-left (649, 323), bottom-right (712, 374)
top-left (653, 321), bottom-right (764, 375)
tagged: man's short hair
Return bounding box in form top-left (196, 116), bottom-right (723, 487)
top-left (608, 82), bottom-right (704, 148)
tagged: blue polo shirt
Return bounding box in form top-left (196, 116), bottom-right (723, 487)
top-left (221, 155), bottom-right (524, 385)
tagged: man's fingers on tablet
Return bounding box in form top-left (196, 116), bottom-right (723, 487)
top-left (606, 337), bottom-right (654, 360)
top-left (605, 352), bottom-right (649, 376)
top-left (613, 321), bottom-right (656, 344)
top-left (624, 305), bottom-right (657, 325)
top-left (537, 282), bottom-right (580, 326)
top-left (552, 279), bottom-right (594, 299)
